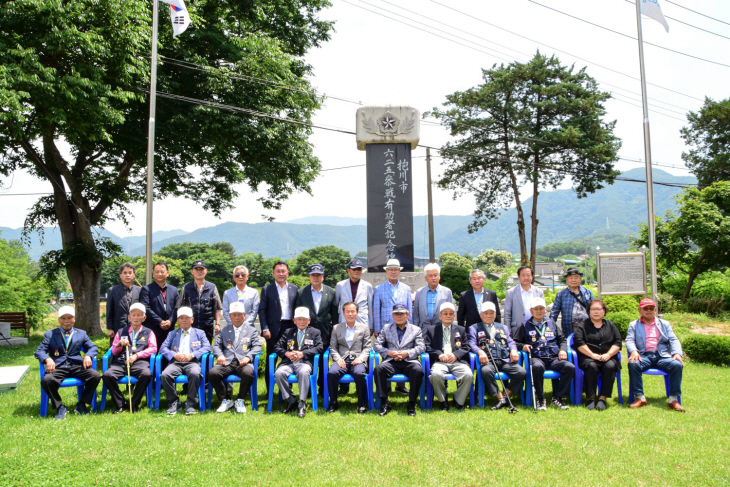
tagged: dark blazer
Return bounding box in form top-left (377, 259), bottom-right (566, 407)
top-left (259, 282), bottom-right (298, 339)
top-left (295, 284), bottom-right (338, 350)
top-left (457, 288), bottom-right (501, 328)
top-left (139, 282), bottom-right (178, 345)
top-left (35, 328), bottom-right (98, 366)
top-left (274, 326), bottom-right (323, 368)
top-left (424, 324), bottom-right (470, 365)
top-left (106, 284), bottom-right (141, 334)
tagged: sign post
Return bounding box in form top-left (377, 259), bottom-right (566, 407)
top-left (596, 246), bottom-right (648, 297)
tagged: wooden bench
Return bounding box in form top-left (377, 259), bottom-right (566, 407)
top-left (0, 312), bottom-right (29, 338)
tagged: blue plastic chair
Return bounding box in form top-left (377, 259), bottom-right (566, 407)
top-left (471, 351), bottom-right (526, 408)
top-left (267, 352), bottom-right (320, 412)
top-left (206, 352), bottom-right (262, 411)
top-left (322, 348), bottom-right (375, 410)
top-left (423, 353), bottom-right (475, 409)
top-left (373, 353), bottom-right (426, 410)
top-left (38, 351), bottom-right (98, 417)
top-left (154, 353), bottom-right (209, 411)
top-left (628, 368), bottom-right (681, 405)
top-left (100, 349), bottom-right (155, 411)
top-left (523, 348), bottom-right (577, 406)
top-left (567, 333), bottom-right (623, 405)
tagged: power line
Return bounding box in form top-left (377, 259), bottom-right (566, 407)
top-left (623, 0), bottom-right (730, 41)
top-left (665, 0), bottom-right (730, 27)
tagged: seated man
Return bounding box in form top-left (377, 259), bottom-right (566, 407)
top-left (424, 302), bottom-right (472, 411)
top-left (514, 297), bottom-right (575, 411)
top-left (373, 304), bottom-right (425, 417)
top-left (468, 301), bottom-right (526, 410)
top-left (626, 298), bottom-right (685, 411)
top-left (159, 306), bottom-right (212, 415)
top-left (35, 306), bottom-right (101, 419)
top-left (326, 301), bottom-right (372, 414)
top-left (209, 302), bottom-right (262, 414)
top-left (274, 306), bottom-right (324, 418)
top-left (102, 303), bottom-right (158, 413)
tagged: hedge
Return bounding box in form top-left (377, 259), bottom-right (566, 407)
top-left (605, 311), bottom-right (635, 339)
top-left (682, 334), bottom-right (730, 367)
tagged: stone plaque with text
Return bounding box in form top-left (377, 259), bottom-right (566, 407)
top-left (597, 253), bottom-right (647, 296)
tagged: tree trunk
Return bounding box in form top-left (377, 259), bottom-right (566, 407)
top-left (682, 248), bottom-right (708, 303)
top-left (66, 258), bottom-right (103, 335)
top-left (504, 131), bottom-right (528, 264)
top-left (529, 174), bottom-right (540, 271)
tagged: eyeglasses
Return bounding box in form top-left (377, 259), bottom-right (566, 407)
top-left (590, 308), bottom-right (604, 312)
top-left (234, 273), bottom-right (247, 278)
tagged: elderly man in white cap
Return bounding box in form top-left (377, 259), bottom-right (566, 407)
top-left (273, 306), bottom-right (323, 418)
top-left (102, 302), bottom-right (158, 413)
top-left (209, 302), bottom-right (262, 413)
top-left (159, 306), bottom-right (212, 415)
top-left (514, 296), bottom-right (575, 410)
top-left (424, 302), bottom-right (472, 411)
top-left (468, 301), bottom-right (526, 410)
top-left (35, 306), bottom-right (101, 419)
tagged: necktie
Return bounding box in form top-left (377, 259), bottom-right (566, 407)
top-left (298, 330), bottom-right (304, 348)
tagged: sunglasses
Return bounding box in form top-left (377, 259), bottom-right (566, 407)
top-left (234, 273), bottom-right (247, 278)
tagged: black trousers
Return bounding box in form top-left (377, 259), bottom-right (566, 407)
top-left (480, 359), bottom-right (526, 397)
top-left (374, 360), bottom-right (423, 404)
top-left (263, 320), bottom-right (293, 391)
top-left (579, 357), bottom-right (619, 399)
top-left (208, 362), bottom-right (255, 401)
top-left (41, 365), bottom-right (101, 410)
top-left (102, 361), bottom-right (152, 408)
top-left (530, 356), bottom-right (575, 400)
top-left (328, 362), bottom-right (368, 406)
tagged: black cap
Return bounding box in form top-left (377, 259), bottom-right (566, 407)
top-left (392, 304), bottom-right (409, 314)
top-left (565, 267), bottom-right (583, 276)
top-left (191, 260), bottom-right (207, 269)
top-left (308, 264), bottom-right (324, 275)
top-left (348, 259), bottom-right (364, 269)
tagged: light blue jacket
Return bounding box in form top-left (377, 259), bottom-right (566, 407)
top-left (625, 318), bottom-right (683, 358)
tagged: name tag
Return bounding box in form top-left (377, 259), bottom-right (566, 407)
top-left (477, 331), bottom-right (486, 337)
top-left (545, 332), bottom-right (554, 338)
top-left (242, 337), bottom-right (250, 342)
top-left (192, 341), bottom-right (201, 347)
top-left (304, 339), bottom-right (314, 345)
top-left (454, 332), bottom-right (461, 338)
top-left (139, 337), bottom-right (146, 342)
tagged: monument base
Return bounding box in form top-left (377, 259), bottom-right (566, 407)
top-left (362, 271), bottom-right (426, 293)
top-left (0, 322), bottom-right (27, 347)
top-left (0, 366), bottom-right (30, 391)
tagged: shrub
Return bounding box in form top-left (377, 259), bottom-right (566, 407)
top-left (682, 334), bottom-right (730, 366)
top-left (605, 311), bottom-right (635, 339)
top-left (602, 294), bottom-right (640, 315)
top-left (690, 271), bottom-right (730, 301)
top-left (286, 274), bottom-right (310, 289)
top-left (440, 266), bottom-right (471, 304)
top-left (685, 296), bottom-right (726, 317)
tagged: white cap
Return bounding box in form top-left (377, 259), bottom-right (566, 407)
top-left (294, 307), bottom-right (310, 319)
top-left (529, 296), bottom-right (547, 309)
top-left (229, 302), bottom-right (246, 314)
top-left (130, 303), bottom-right (146, 314)
top-left (480, 301), bottom-right (497, 313)
top-left (385, 259), bottom-right (403, 269)
top-left (178, 306), bottom-right (193, 318)
top-left (58, 306), bottom-right (75, 318)
top-left (439, 302), bottom-right (456, 313)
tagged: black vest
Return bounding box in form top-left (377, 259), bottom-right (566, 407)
top-left (524, 318), bottom-right (560, 358)
top-left (115, 326), bottom-right (153, 365)
top-left (182, 281), bottom-right (216, 329)
top-left (474, 322), bottom-right (510, 360)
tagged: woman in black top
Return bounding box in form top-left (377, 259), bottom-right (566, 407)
top-left (574, 298), bottom-right (622, 410)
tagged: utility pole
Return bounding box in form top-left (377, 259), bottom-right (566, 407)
top-left (426, 147), bottom-right (435, 263)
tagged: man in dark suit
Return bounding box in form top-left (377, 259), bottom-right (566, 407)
top-left (274, 307), bottom-right (323, 418)
top-left (259, 260), bottom-right (298, 391)
top-left (106, 262), bottom-right (141, 345)
top-left (296, 263), bottom-right (338, 390)
top-left (457, 269), bottom-right (501, 329)
top-left (139, 261), bottom-right (178, 346)
top-left (35, 306), bottom-right (101, 419)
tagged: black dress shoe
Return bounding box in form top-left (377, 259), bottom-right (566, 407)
top-left (439, 401), bottom-right (450, 411)
top-left (297, 406), bottom-right (306, 418)
top-left (395, 384), bottom-right (409, 395)
top-left (282, 402), bottom-right (297, 414)
top-left (326, 402), bottom-right (338, 413)
top-left (453, 400), bottom-right (466, 411)
top-left (491, 397), bottom-right (508, 411)
top-left (113, 407), bottom-right (125, 414)
top-left (132, 406), bottom-right (140, 413)
top-left (357, 406), bottom-right (368, 414)
top-left (378, 400), bottom-right (392, 416)
top-left (407, 401), bottom-right (416, 416)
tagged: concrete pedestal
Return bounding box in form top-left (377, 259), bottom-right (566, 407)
top-left (0, 322), bottom-right (28, 347)
top-left (361, 271), bottom-right (426, 292)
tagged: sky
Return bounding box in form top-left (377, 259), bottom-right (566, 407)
top-left (1, 0), bottom-right (728, 237)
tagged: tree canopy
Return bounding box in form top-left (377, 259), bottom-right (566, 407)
top-left (680, 97), bottom-right (730, 188)
top-left (290, 245), bottom-right (350, 288)
top-left (0, 234), bottom-right (49, 329)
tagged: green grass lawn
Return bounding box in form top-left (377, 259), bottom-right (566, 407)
top-left (1, 336), bottom-right (728, 486)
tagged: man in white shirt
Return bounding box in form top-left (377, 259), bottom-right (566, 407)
top-left (504, 265), bottom-right (545, 337)
top-left (221, 265), bottom-right (259, 328)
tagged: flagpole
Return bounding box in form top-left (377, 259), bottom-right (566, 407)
top-left (635, 1), bottom-right (659, 301)
top-left (145, 0), bottom-right (160, 285)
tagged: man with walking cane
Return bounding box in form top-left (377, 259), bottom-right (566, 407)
top-left (102, 303), bottom-right (157, 413)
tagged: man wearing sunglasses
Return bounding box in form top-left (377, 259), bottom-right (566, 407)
top-left (222, 265), bottom-right (260, 329)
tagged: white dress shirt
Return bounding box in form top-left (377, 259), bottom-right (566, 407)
top-left (520, 285), bottom-right (538, 322)
top-left (311, 286), bottom-right (323, 314)
top-left (179, 329), bottom-right (192, 355)
top-left (277, 283), bottom-right (290, 320)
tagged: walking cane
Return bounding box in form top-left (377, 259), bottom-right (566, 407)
top-left (528, 349), bottom-right (537, 413)
top-left (125, 344), bottom-right (133, 413)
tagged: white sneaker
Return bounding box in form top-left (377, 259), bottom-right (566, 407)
top-left (234, 399), bottom-right (246, 413)
top-left (217, 399), bottom-right (234, 413)
top-left (537, 399), bottom-right (547, 411)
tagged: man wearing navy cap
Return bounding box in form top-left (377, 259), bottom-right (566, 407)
top-left (335, 259), bottom-right (374, 333)
top-left (296, 263), bottom-right (338, 391)
top-left (176, 260), bottom-right (222, 343)
top-left (35, 306), bottom-right (101, 419)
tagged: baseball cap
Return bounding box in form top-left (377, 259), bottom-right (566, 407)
top-left (58, 306), bottom-right (75, 318)
top-left (294, 307), bottom-right (310, 319)
top-left (529, 296), bottom-right (547, 309)
top-left (480, 301), bottom-right (496, 313)
top-left (130, 303), bottom-right (146, 314)
top-left (639, 298), bottom-right (657, 308)
top-left (191, 260), bottom-right (207, 269)
top-left (440, 302), bottom-right (456, 313)
top-left (229, 302), bottom-right (246, 314)
top-left (392, 304), bottom-right (409, 314)
top-left (348, 259), bottom-right (364, 269)
top-left (308, 264), bottom-right (324, 275)
top-left (178, 307), bottom-right (193, 318)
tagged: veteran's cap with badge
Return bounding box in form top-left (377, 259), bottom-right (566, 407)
top-left (294, 307), bottom-right (310, 319)
top-left (348, 259), bottom-right (364, 269)
top-left (178, 306), bottom-right (194, 318)
top-left (58, 305), bottom-right (75, 318)
top-left (480, 301), bottom-right (497, 313)
top-left (529, 296), bottom-right (547, 309)
top-left (440, 302), bottom-right (456, 313)
top-left (130, 303), bottom-right (146, 314)
top-left (392, 304), bottom-right (409, 314)
top-left (308, 264), bottom-right (324, 275)
top-left (229, 301), bottom-right (246, 314)
top-left (191, 260), bottom-right (207, 269)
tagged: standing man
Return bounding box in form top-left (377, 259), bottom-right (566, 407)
top-left (626, 298), bottom-right (685, 411)
top-left (106, 262), bottom-right (141, 345)
top-left (221, 265), bottom-right (259, 329)
top-left (550, 267), bottom-right (594, 338)
top-left (457, 269), bottom-right (501, 329)
top-left (273, 307), bottom-right (323, 418)
top-left (102, 303), bottom-right (157, 413)
top-left (259, 261), bottom-right (298, 391)
top-left (159, 307), bottom-right (212, 415)
top-left (412, 263), bottom-right (454, 330)
top-left (296, 263), bottom-right (338, 391)
top-left (504, 265), bottom-right (545, 337)
top-left (209, 302), bottom-right (262, 414)
top-left (424, 303), bottom-right (472, 411)
top-left (36, 306), bottom-right (101, 419)
top-left (177, 260), bottom-right (222, 344)
top-left (373, 304), bottom-right (425, 417)
top-left (335, 258), bottom-right (374, 333)
top-left (139, 261), bottom-right (178, 347)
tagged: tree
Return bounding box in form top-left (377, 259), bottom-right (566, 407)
top-left (680, 97), bottom-right (730, 188)
top-left (0, 0), bottom-right (333, 334)
top-left (0, 236), bottom-right (50, 329)
top-left (427, 52), bottom-right (621, 270)
top-left (156, 242), bottom-right (235, 293)
top-left (291, 245), bottom-right (350, 288)
top-left (634, 181), bottom-right (730, 302)
top-left (439, 266), bottom-right (471, 304)
top-left (475, 249), bottom-right (512, 274)
top-left (437, 252), bottom-right (474, 271)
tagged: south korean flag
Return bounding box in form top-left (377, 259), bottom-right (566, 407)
top-left (160, 0), bottom-right (190, 37)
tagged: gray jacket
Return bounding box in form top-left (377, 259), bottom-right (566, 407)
top-left (212, 323), bottom-right (262, 364)
top-left (625, 318), bottom-right (683, 358)
top-left (373, 322), bottom-right (425, 364)
top-left (221, 286), bottom-right (260, 328)
top-left (329, 322), bottom-right (372, 364)
top-left (412, 284), bottom-right (454, 329)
